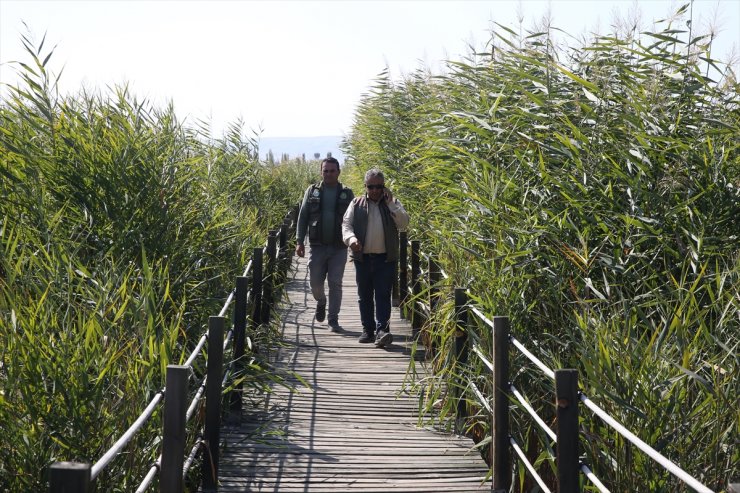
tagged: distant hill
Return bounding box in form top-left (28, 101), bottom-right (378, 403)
top-left (258, 136), bottom-right (345, 163)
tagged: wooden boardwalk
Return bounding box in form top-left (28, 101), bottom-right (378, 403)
top-left (217, 253), bottom-right (491, 492)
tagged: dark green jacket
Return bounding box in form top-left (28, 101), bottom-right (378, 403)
top-left (297, 182), bottom-right (354, 248)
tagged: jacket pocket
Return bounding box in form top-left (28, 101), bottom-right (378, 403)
top-left (308, 220), bottom-right (320, 242)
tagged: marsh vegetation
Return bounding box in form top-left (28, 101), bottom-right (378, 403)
top-left (343, 5), bottom-right (738, 491)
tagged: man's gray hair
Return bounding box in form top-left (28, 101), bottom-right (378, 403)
top-left (364, 168), bottom-right (384, 183)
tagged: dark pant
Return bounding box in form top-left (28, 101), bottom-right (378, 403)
top-left (353, 253), bottom-right (395, 334)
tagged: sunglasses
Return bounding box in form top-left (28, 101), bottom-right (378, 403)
top-left (365, 184), bottom-right (385, 190)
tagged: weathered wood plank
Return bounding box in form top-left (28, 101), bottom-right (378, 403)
top-left (215, 253), bottom-right (491, 492)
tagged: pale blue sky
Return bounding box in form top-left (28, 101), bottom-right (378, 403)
top-left (1, 1), bottom-right (738, 139)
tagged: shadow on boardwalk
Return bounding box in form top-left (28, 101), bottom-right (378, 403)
top-left (217, 254), bottom-right (491, 492)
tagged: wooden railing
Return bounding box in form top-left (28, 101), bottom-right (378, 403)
top-left (48, 206), bottom-right (298, 493)
top-left (397, 232), bottom-right (735, 493)
top-left (44, 212), bottom-right (736, 493)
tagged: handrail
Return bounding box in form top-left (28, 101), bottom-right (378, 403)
top-left (470, 306), bottom-right (556, 380)
top-left (510, 436), bottom-right (552, 493)
top-left (509, 336), bottom-right (556, 380)
top-left (183, 334), bottom-right (207, 368)
top-left (493, 310), bottom-right (711, 491)
top-left (509, 384), bottom-right (556, 442)
top-left (581, 463), bottom-right (612, 493)
top-left (48, 217), bottom-right (721, 492)
top-left (471, 343), bottom-right (492, 370)
top-left (90, 390), bottom-right (165, 480)
top-left (398, 235), bottom-right (718, 493)
top-left (580, 393), bottom-right (713, 493)
top-left (218, 258), bottom-right (253, 318)
top-left (182, 439), bottom-right (203, 478)
top-left (135, 455), bottom-right (160, 493)
top-left (49, 204), bottom-right (300, 493)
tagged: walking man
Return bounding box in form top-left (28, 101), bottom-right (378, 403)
top-left (296, 157), bottom-right (354, 331)
top-left (342, 168), bottom-right (409, 347)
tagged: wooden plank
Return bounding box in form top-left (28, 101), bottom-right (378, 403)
top-left (215, 253), bottom-right (491, 492)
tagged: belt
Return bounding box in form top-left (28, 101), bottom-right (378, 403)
top-left (363, 252), bottom-right (387, 257)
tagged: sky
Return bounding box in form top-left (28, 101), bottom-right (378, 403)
top-left (1, 0), bottom-right (738, 140)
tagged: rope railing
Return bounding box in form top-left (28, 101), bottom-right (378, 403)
top-left (182, 439), bottom-right (203, 478)
top-left (183, 334), bottom-right (208, 368)
top-left (471, 343), bottom-right (492, 371)
top-left (48, 217), bottom-right (727, 493)
top-left (49, 205), bottom-right (299, 493)
top-left (217, 258), bottom-right (255, 318)
top-left (510, 436), bottom-right (552, 493)
top-left (509, 384), bottom-right (556, 442)
top-left (186, 383), bottom-right (206, 422)
top-left (90, 390), bottom-right (165, 480)
top-left (581, 463), bottom-right (612, 493)
top-left (468, 381), bottom-right (491, 414)
top-left (509, 336), bottom-right (556, 381)
top-left (135, 459), bottom-right (159, 493)
top-left (482, 343), bottom-right (595, 491)
top-left (397, 234), bottom-right (721, 493)
top-left (580, 393), bottom-right (714, 493)
top-left (470, 308), bottom-right (556, 381)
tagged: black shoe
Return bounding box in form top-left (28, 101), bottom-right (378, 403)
top-left (328, 320), bottom-right (342, 332)
top-left (314, 303), bottom-right (326, 322)
top-left (375, 330), bottom-right (393, 348)
top-left (358, 331), bottom-right (375, 343)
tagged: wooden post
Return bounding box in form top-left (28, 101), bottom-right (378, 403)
top-left (202, 316), bottom-right (224, 492)
top-left (279, 221), bottom-right (287, 253)
top-left (161, 365), bottom-right (188, 493)
top-left (284, 216), bottom-right (292, 247)
top-left (251, 248), bottom-right (263, 327)
top-left (290, 205), bottom-right (299, 248)
top-left (492, 316), bottom-right (511, 492)
top-left (410, 240), bottom-right (421, 331)
top-left (454, 288), bottom-right (468, 428)
top-left (392, 262), bottom-right (400, 307)
top-left (428, 257), bottom-right (441, 313)
top-left (246, 247), bottom-right (263, 362)
top-left (425, 256), bottom-right (441, 354)
top-left (261, 232), bottom-right (277, 324)
top-left (555, 369), bottom-right (580, 493)
top-left (49, 462), bottom-right (91, 493)
top-left (398, 231), bottom-right (408, 318)
top-left (292, 204), bottom-right (300, 231)
top-left (278, 221), bottom-right (288, 278)
top-left (230, 275), bottom-right (248, 412)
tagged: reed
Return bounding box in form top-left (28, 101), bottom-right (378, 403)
top-left (0, 35), bottom-right (312, 491)
top-left (343, 6), bottom-right (738, 491)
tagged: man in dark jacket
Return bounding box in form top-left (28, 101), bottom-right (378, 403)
top-left (342, 168), bottom-right (409, 347)
top-left (296, 157), bottom-right (354, 331)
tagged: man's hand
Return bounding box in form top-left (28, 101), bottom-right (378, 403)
top-left (296, 244), bottom-right (305, 257)
top-left (349, 238), bottom-right (362, 253)
top-left (355, 196), bottom-right (367, 207)
top-left (383, 187), bottom-right (394, 203)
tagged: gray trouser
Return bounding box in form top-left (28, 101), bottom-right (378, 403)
top-left (307, 244), bottom-right (348, 322)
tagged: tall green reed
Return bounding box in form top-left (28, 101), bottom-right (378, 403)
top-left (1, 34), bottom-right (310, 491)
top-left (344, 7), bottom-right (738, 491)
